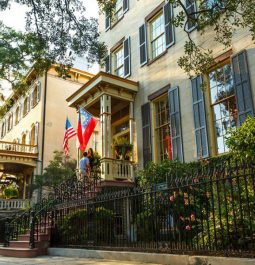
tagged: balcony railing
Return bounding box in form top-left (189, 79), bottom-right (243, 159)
top-left (101, 158), bottom-right (134, 180)
top-left (0, 141), bottom-right (38, 155)
top-left (0, 199), bottom-right (30, 210)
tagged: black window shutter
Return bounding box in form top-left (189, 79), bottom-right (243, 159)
top-left (105, 54), bottom-right (111, 74)
top-left (168, 86), bottom-right (184, 162)
top-left (123, 0), bottom-right (129, 13)
top-left (142, 103), bottom-right (152, 167)
top-left (164, 1), bottom-right (175, 48)
top-left (231, 50), bottom-right (254, 125)
top-left (105, 11), bottom-right (111, 30)
top-left (124, 37), bottom-right (131, 78)
top-left (139, 24), bottom-right (148, 66)
top-left (191, 76), bottom-right (209, 158)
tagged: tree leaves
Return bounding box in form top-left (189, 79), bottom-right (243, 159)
top-left (0, 0), bottom-right (107, 92)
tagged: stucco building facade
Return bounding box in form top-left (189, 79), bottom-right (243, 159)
top-left (96, 0), bottom-right (255, 168)
top-left (0, 67), bottom-right (93, 199)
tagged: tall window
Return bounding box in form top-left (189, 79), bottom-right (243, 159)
top-left (1, 123), bottom-right (5, 138)
top-left (114, 47), bottom-right (124, 77)
top-left (15, 106), bottom-right (20, 125)
top-left (209, 63), bottom-right (237, 154)
top-left (33, 86), bottom-right (38, 107)
top-left (7, 114), bottom-right (13, 131)
top-left (150, 12), bottom-right (165, 59)
top-left (23, 97), bottom-right (28, 116)
top-left (155, 96), bottom-right (172, 161)
top-left (30, 125), bottom-right (36, 146)
top-left (186, 0), bottom-right (197, 31)
top-left (115, 0), bottom-right (123, 21)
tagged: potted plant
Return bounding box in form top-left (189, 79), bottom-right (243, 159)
top-left (113, 137), bottom-right (133, 160)
top-left (4, 183), bottom-right (19, 199)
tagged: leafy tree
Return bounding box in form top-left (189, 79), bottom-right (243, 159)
top-left (0, 0), bottom-right (107, 92)
top-left (29, 150), bottom-right (76, 192)
top-left (99, 0), bottom-right (255, 78)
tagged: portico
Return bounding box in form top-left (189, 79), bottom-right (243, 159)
top-left (67, 72), bottom-right (139, 182)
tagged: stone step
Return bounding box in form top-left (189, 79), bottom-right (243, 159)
top-left (18, 233), bottom-right (49, 242)
top-left (9, 240), bottom-right (49, 249)
top-left (0, 246), bottom-right (47, 258)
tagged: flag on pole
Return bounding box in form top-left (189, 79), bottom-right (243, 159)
top-left (77, 108), bottom-right (98, 151)
top-left (63, 117), bottom-right (77, 155)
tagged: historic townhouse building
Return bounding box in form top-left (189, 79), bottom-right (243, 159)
top-left (0, 67), bottom-right (93, 199)
top-left (96, 0), bottom-right (255, 168)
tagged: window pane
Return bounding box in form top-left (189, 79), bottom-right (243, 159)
top-left (115, 47), bottom-right (124, 77)
top-left (155, 96), bottom-right (171, 161)
top-left (151, 13), bottom-right (165, 59)
top-left (209, 63), bottom-right (237, 154)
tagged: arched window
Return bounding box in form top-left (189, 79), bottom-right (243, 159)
top-left (1, 123), bottom-right (5, 138)
top-left (33, 86), bottom-right (38, 107)
top-left (15, 106), bottom-right (20, 125)
top-left (22, 133), bottom-right (26, 145)
top-left (23, 98), bottom-right (28, 116)
top-left (30, 125), bottom-right (36, 146)
top-left (7, 114), bottom-right (13, 131)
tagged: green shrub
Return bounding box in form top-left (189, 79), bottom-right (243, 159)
top-left (58, 209), bottom-right (88, 244)
top-left (226, 116), bottom-right (255, 160)
top-left (135, 210), bottom-right (155, 241)
top-left (58, 207), bottom-right (114, 245)
top-left (4, 185), bottom-right (19, 199)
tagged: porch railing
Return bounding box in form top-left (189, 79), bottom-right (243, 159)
top-left (0, 141), bottom-right (38, 154)
top-left (101, 158), bottom-right (134, 180)
top-left (0, 199), bottom-right (30, 210)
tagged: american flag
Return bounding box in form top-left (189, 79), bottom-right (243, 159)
top-left (63, 117), bottom-right (77, 155)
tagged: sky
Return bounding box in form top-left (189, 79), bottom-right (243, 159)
top-left (0, 0), bottom-right (99, 97)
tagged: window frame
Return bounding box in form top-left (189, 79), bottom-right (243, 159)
top-left (153, 93), bottom-right (172, 162)
top-left (185, 0), bottom-right (197, 32)
top-left (207, 59), bottom-right (238, 155)
top-left (114, 45), bottom-right (125, 78)
top-left (149, 11), bottom-right (166, 60)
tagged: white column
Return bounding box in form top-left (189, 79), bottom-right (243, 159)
top-left (101, 94), bottom-right (112, 158)
top-left (129, 101), bottom-right (134, 180)
top-left (129, 101), bottom-right (134, 158)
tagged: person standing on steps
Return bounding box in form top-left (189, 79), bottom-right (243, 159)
top-left (79, 151), bottom-right (90, 182)
top-left (87, 148), bottom-right (94, 182)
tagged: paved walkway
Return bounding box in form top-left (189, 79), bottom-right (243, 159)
top-left (0, 256), bottom-right (162, 265)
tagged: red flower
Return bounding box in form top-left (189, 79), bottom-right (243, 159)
top-left (185, 225), bottom-right (191, 231)
top-left (169, 195), bottom-right (174, 202)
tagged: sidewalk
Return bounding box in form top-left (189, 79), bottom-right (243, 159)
top-left (0, 256), bottom-right (162, 265)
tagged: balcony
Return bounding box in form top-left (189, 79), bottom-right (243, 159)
top-left (0, 199), bottom-right (30, 210)
top-left (0, 141), bottom-right (38, 156)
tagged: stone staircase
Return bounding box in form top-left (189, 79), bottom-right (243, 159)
top-left (0, 225), bottom-right (51, 258)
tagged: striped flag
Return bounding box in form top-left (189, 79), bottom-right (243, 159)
top-left (63, 117), bottom-right (77, 155)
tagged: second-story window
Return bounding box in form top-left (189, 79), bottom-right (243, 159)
top-left (106, 37), bottom-right (131, 78)
top-left (23, 97), bottom-right (28, 116)
top-left (115, 46), bottom-right (124, 77)
top-left (33, 86), bottom-right (38, 107)
top-left (150, 12), bottom-right (165, 59)
top-left (15, 106), bottom-right (20, 125)
top-left (1, 123), bottom-right (5, 138)
top-left (7, 114), bottom-right (13, 131)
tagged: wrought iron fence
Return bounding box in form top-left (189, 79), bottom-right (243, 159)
top-left (50, 157), bottom-right (255, 257)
